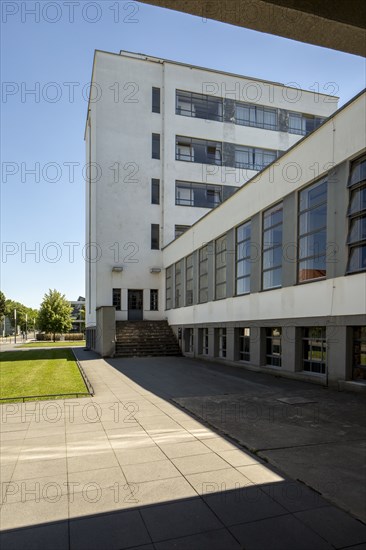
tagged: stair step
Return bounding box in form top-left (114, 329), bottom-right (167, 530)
top-left (115, 320), bottom-right (181, 357)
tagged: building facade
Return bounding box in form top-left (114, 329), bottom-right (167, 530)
top-left (85, 49), bottom-right (336, 329)
top-left (163, 90), bottom-right (366, 390)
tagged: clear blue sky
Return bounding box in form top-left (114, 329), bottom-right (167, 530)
top-left (1, 1), bottom-right (365, 309)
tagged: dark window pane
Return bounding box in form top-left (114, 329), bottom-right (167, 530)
top-left (112, 288), bottom-right (121, 311)
top-left (150, 289), bottom-right (158, 311)
top-left (347, 217), bottom-right (366, 245)
top-left (152, 133), bottom-right (160, 159)
top-left (151, 179), bottom-right (160, 204)
top-left (152, 87), bottom-right (160, 113)
top-left (347, 244), bottom-right (366, 273)
top-left (348, 186), bottom-right (366, 216)
top-left (348, 158), bottom-right (366, 187)
top-left (151, 224), bottom-right (159, 249)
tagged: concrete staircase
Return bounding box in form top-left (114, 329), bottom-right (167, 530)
top-left (115, 320), bottom-right (182, 357)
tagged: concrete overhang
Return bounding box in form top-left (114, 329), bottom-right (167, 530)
top-left (139, 0), bottom-right (366, 57)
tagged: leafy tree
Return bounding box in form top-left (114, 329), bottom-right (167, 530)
top-left (38, 290), bottom-right (72, 341)
top-left (0, 291), bottom-right (6, 317)
top-left (5, 300), bottom-right (27, 330)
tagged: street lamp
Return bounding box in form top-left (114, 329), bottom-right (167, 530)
top-left (25, 313), bottom-right (28, 341)
top-left (14, 309), bottom-right (16, 344)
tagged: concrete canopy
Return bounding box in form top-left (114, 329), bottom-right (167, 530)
top-left (139, 0), bottom-right (366, 57)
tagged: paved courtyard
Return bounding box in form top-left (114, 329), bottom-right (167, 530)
top-left (0, 350), bottom-right (365, 549)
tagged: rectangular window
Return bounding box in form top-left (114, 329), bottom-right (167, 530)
top-left (165, 266), bottom-right (173, 310)
top-left (202, 328), bottom-right (209, 355)
top-left (112, 288), bottom-right (121, 311)
top-left (175, 181), bottom-right (235, 208)
top-left (152, 133), bottom-right (160, 159)
top-left (235, 146), bottom-right (276, 171)
top-left (186, 254), bottom-right (194, 306)
top-left (302, 327), bottom-right (326, 374)
top-left (151, 224), bottom-right (159, 250)
top-left (217, 328), bottom-right (227, 358)
top-left (175, 225), bottom-right (190, 238)
top-left (215, 234), bottom-right (227, 300)
top-left (352, 327), bottom-right (366, 381)
top-left (235, 103), bottom-right (277, 131)
top-left (236, 221), bottom-right (251, 295)
top-left (152, 87), bottom-right (160, 113)
top-left (175, 260), bottom-right (183, 308)
top-left (238, 328), bottom-right (250, 361)
top-left (150, 289), bottom-right (158, 311)
top-left (151, 179), bottom-right (160, 204)
top-left (347, 155), bottom-right (366, 274)
top-left (176, 136), bottom-right (222, 165)
top-left (262, 204), bottom-right (283, 290)
top-left (266, 328), bottom-right (282, 366)
top-left (199, 245), bottom-right (209, 303)
top-left (288, 113), bottom-right (325, 136)
top-left (298, 178), bottom-right (327, 282)
top-left (176, 90), bottom-right (223, 122)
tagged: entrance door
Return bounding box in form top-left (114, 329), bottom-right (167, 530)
top-left (128, 290), bottom-right (143, 320)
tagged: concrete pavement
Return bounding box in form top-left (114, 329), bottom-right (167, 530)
top-left (0, 350), bottom-right (365, 549)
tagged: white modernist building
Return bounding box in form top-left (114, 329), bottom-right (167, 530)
top-left (85, 49), bottom-right (336, 332)
top-left (85, 50), bottom-right (366, 390)
top-left (163, 89), bottom-right (366, 390)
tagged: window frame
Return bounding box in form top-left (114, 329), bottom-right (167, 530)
top-left (235, 102), bottom-right (278, 131)
top-left (112, 288), bottom-right (121, 311)
top-left (302, 327), bottom-right (327, 375)
top-left (352, 326), bottom-right (366, 381)
top-left (174, 259), bottom-right (184, 308)
top-left (215, 234), bottom-right (227, 300)
top-left (151, 178), bottom-right (160, 205)
top-left (150, 289), bottom-right (159, 311)
top-left (346, 155), bottom-right (366, 274)
top-left (152, 87), bottom-right (161, 114)
top-left (152, 133), bottom-right (160, 160)
top-left (176, 89), bottom-right (223, 122)
top-left (198, 245), bottom-right (209, 304)
top-left (151, 224), bottom-right (160, 250)
top-left (266, 327), bottom-right (282, 367)
top-left (165, 266), bottom-right (173, 310)
top-left (238, 327), bottom-right (250, 362)
top-left (185, 253), bottom-right (194, 306)
top-left (262, 203), bottom-right (283, 290)
top-left (297, 177), bottom-right (328, 283)
top-left (236, 220), bottom-right (251, 295)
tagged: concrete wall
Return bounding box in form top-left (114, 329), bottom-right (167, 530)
top-left (95, 306), bottom-right (116, 357)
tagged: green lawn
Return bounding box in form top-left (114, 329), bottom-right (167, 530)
top-left (0, 349), bottom-right (89, 402)
top-left (18, 341), bottom-right (86, 348)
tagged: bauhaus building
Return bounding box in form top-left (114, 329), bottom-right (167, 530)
top-left (85, 50), bottom-right (366, 391)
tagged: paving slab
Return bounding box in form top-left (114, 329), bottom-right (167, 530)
top-left (230, 513), bottom-right (334, 550)
top-left (139, 497), bottom-right (222, 542)
top-left (154, 528), bottom-right (242, 550)
top-left (69, 509), bottom-right (151, 550)
top-left (1, 350), bottom-right (365, 549)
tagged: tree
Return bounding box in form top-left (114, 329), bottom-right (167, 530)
top-left (38, 290), bottom-right (72, 341)
top-left (0, 291), bottom-right (6, 318)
